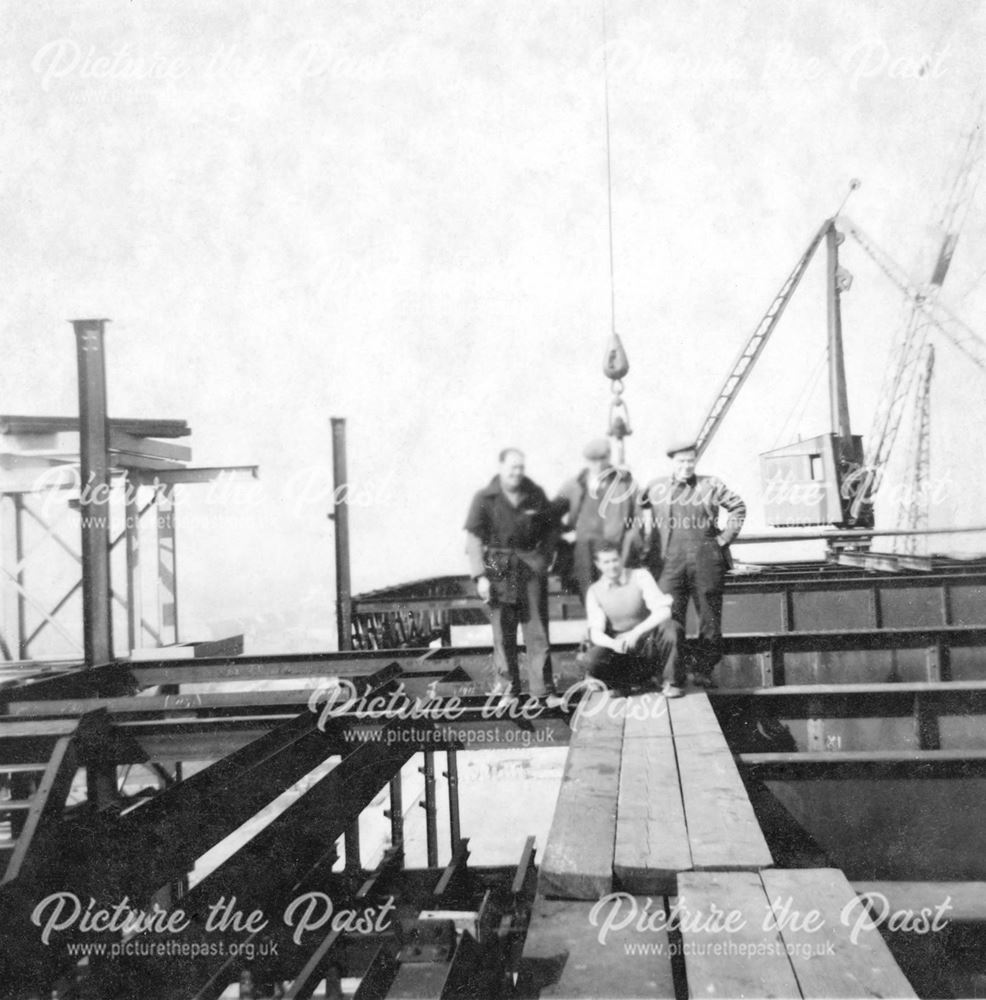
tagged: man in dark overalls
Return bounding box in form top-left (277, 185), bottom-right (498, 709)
top-left (634, 441), bottom-right (745, 687)
top-left (464, 448), bottom-right (559, 701)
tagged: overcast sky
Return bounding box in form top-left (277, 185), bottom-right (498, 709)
top-left (4, 1), bottom-right (986, 651)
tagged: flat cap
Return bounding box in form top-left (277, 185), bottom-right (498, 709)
top-left (583, 438), bottom-right (612, 460)
top-left (666, 439), bottom-right (698, 458)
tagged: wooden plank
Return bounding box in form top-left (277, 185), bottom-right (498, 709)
top-left (622, 691), bottom-right (673, 740)
top-left (615, 731), bottom-right (691, 894)
top-left (851, 881), bottom-right (986, 922)
top-left (676, 729), bottom-right (773, 871)
top-left (677, 870), bottom-right (800, 1000)
top-left (761, 868), bottom-right (918, 999)
top-left (539, 694), bottom-right (624, 899)
top-left (519, 895), bottom-right (676, 999)
top-left (539, 738), bottom-right (623, 899)
top-left (667, 691), bottom-right (722, 736)
top-left (568, 689), bottom-right (627, 741)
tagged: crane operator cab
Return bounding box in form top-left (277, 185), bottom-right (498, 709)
top-left (759, 433), bottom-right (874, 529)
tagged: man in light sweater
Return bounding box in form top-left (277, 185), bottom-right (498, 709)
top-left (583, 541), bottom-right (684, 698)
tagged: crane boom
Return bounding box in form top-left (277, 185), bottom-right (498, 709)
top-left (893, 344), bottom-right (936, 554)
top-left (694, 221), bottom-right (829, 458)
top-left (840, 114), bottom-right (983, 521)
top-left (837, 215), bottom-right (986, 372)
top-left (838, 213), bottom-right (986, 519)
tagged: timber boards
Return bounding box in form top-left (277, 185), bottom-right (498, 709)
top-left (518, 895), bottom-right (676, 999)
top-left (678, 870), bottom-right (800, 1000)
top-left (760, 869), bottom-right (918, 999)
top-left (538, 692), bottom-right (624, 899)
top-left (678, 869), bottom-right (918, 999)
top-left (540, 691), bottom-right (772, 899)
top-left (615, 692), bottom-right (690, 894)
top-left (668, 695), bottom-right (773, 871)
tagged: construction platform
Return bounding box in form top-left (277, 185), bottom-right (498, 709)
top-left (523, 690), bottom-right (918, 999)
top-left (3, 633), bottom-right (986, 995)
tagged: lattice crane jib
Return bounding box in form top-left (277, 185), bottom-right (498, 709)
top-left (843, 111), bottom-right (986, 522)
top-left (892, 345), bottom-right (936, 555)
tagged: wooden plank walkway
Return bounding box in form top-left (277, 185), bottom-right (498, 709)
top-left (526, 689), bottom-right (919, 998)
top-left (760, 869), bottom-right (918, 999)
top-left (539, 691), bottom-right (771, 898)
top-left (615, 693), bottom-right (690, 894)
top-left (678, 868), bottom-right (918, 999)
top-left (518, 895), bottom-right (676, 999)
top-left (668, 696), bottom-right (774, 871)
top-left (537, 692), bottom-right (625, 899)
top-left (678, 870), bottom-right (801, 1000)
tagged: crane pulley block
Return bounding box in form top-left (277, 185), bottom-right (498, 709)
top-left (602, 332), bottom-right (629, 381)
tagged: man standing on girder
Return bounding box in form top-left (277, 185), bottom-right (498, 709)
top-left (553, 438), bottom-right (637, 600)
top-left (464, 448), bottom-right (559, 702)
top-left (632, 441), bottom-right (746, 688)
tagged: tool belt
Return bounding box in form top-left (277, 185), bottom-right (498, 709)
top-left (483, 547), bottom-right (517, 582)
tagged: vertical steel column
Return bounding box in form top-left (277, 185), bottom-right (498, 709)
top-left (12, 495), bottom-right (26, 659)
top-left (0, 496), bottom-right (17, 660)
top-left (420, 751), bottom-right (438, 867)
top-left (156, 484), bottom-right (178, 645)
top-left (386, 772), bottom-right (404, 854)
top-left (124, 475), bottom-right (142, 653)
top-left (72, 319), bottom-right (113, 666)
top-left (330, 418), bottom-right (353, 651)
top-left (826, 223), bottom-right (853, 445)
top-left (0, 494), bottom-right (30, 660)
top-left (445, 750), bottom-right (461, 848)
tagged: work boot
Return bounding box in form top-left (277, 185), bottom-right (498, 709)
top-left (662, 681), bottom-right (684, 699)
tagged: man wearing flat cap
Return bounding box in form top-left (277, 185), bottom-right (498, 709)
top-left (553, 437), bottom-right (637, 601)
top-left (632, 440), bottom-right (745, 687)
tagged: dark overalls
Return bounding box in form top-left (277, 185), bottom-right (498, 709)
top-left (656, 480), bottom-right (729, 678)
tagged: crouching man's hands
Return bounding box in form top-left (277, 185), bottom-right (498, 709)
top-left (615, 627), bottom-right (648, 654)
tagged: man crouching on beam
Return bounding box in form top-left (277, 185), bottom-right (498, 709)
top-left (583, 541), bottom-right (685, 698)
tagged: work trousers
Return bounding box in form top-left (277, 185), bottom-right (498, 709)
top-left (490, 566), bottom-right (554, 696)
top-left (573, 537), bottom-right (602, 601)
top-left (657, 536), bottom-right (726, 677)
top-left (583, 619), bottom-right (684, 693)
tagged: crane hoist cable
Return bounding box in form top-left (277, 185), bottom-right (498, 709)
top-left (770, 346), bottom-right (828, 450)
top-left (598, 0), bottom-right (632, 462)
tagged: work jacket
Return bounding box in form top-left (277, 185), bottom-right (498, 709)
top-left (464, 476), bottom-right (558, 593)
top-left (555, 466), bottom-right (637, 545)
top-left (629, 474), bottom-right (746, 569)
